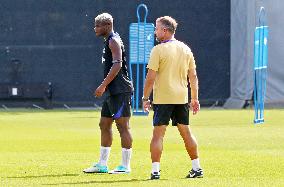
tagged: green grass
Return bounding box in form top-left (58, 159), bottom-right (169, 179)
top-left (0, 109), bottom-right (284, 186)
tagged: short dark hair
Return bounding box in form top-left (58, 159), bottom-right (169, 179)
top-left (156, 16), bottom-right (178, 33)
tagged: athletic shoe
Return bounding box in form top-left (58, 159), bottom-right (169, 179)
top-left (83, 163), bottom-right (108, 173)
top-left (150, 172), bottom-right (160, 180)
top-left (108, 165), bottom-right (131, 174)
top-left (186, 168), bottom-right (204, 178)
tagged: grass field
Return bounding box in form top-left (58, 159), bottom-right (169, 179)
top-left (0, 109), bottom-right (284, 187)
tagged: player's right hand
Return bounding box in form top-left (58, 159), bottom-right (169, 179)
top-left (143, 100), bottom-right (151, 113)
top-left (94, 84), bottom-right (106, 97)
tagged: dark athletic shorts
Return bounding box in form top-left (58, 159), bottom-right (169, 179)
top-left (152, 104), bottom-right (189, 126)
top-left (101, 93), bottom-right (132, 119)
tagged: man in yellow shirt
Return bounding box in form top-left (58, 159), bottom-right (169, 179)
top-left (143, 16), bottom-right (203, 179)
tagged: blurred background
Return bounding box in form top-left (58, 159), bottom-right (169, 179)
top-left (0, 0), bottom-right (282, 109)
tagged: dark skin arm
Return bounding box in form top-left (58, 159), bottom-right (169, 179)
top-left (94, 38), bottom-right (122, 97)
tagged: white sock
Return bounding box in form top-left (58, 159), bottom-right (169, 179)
top-left (98, 146), bottom-right (111, 166)
top-left (121, 148), bottom-right (132, 170)
top-left (152, 162), bottom-right (160, 174)
top-left (192, 158), bottom-right (201, 171)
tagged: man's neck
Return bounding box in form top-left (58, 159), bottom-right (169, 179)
top-left (160, 35), bottom-right (175, 43)
top-left (104, 30), bottom-right (114, 40)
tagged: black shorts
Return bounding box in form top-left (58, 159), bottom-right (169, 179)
top-left (101, 93), bottom-right (132, 119)
top-left (152, 104), bottom-right (189, 126)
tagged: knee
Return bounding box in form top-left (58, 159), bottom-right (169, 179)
top-left (99, 123), bottom-right (111, 133)
top-left (116, 123), bottom-right (130, 134)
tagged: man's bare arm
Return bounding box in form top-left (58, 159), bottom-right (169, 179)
top-left (143, 69), bottom-right (156, 99)
top-left (101, 38), bottom-right (122, 87)
top-left (188, 68), bottom-right (198, 100)
top-left (142, 69), bottom-right (156, 112)
top-left (94, 38), bottom-right (122, 97)
top-left (188, 68), bottom-right (200, 114)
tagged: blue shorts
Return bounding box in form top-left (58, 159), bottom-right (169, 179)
top-left (101, 93), bottom-right (132, 119)
top-left (152, 104), bottom-right (189, 126)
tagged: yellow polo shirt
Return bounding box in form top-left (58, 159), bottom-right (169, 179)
top-left (147, 40), bottom-right (196, 104)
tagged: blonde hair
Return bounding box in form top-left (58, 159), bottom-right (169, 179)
top-left (95, 13), bottom-right (113, 25)
top-left (156, 16), bottom-right (178, 33)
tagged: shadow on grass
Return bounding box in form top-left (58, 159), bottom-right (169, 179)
top-left (42, 178), bottom-right (168, 185)
top-left (7, 174), bottom-right (79, 179)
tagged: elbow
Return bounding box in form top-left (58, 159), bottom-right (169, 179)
top-left (149, 79), bottom-right (155, 85)
top-left (117, 62), bottom-right (122, 68)
top-left (113, 63), bottom-right (122, 72)
top-left (147, 78), bottom-right (155, 86)
top-left (114, 62), bottom-right (122, 68)
top-left (189, 74), bottom-right (198, 82)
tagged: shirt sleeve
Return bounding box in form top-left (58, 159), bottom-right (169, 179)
top-left (147, 46), bottom-right (159, 71)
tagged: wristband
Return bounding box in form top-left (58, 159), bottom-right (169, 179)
top-left (142, 96), bottom-right (149, 102)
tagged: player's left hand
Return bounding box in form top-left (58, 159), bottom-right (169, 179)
top-left (94, 84), bottom-right (106, 97)
top-left (190, 99), bottom-right (200, 115)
